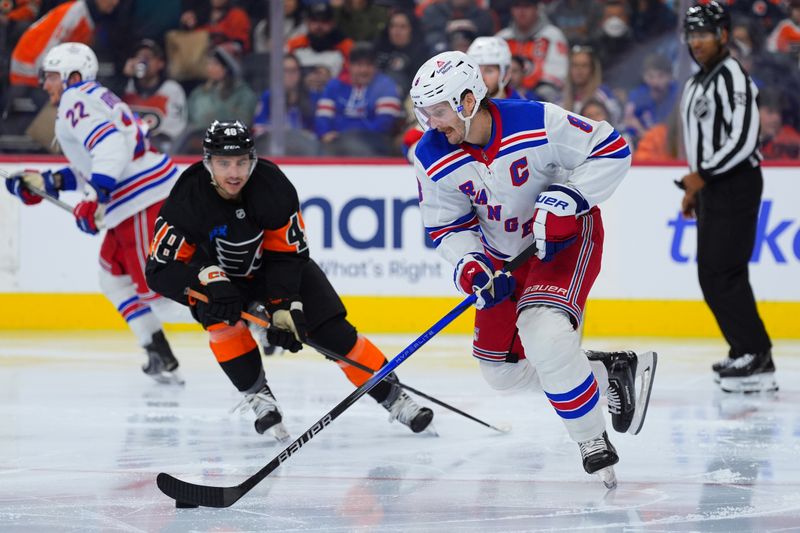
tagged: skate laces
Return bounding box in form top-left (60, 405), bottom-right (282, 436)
top-left (231, 389), bottom-right (281, 418)
top-left (579, 436), bottom-right (607, 458)
top-left (606, 385), bottom-right (622, 415)
top-left (387, 392), bottom-right (421, 425)
top-left (729, 354), bottom-right (755, 369)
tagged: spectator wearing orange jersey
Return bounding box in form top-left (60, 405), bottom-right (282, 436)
top-left (10, 0), bottom-right (119, 87)
top-left (759, 87), bottom-right (800, 160)
top-left (1, 0), bottom-right (40, 53)
top-left (496, 0), bottom-right (568, 102)
top-left (286, 2), bottom-right (353, 79)
top-left (1, 0), bottom-right (39, 22)
top-left (767, 0), bottom-right (800, 63)
top-left (632, 106), bottom-right (683, 163)
top-left (180, 0), bottom-right (252, 53)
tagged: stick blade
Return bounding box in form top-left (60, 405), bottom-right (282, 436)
top-left (157, 472), bottom-right (239, 508)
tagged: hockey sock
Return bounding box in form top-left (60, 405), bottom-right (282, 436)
top-left (517, 306), bottom-right (605, 443)
top-left (310, 319), bottom-right (394, 403)
top-left (335, 335), bottom-right (394, 403)
top-left (209, 322), bottom-right (264, 391)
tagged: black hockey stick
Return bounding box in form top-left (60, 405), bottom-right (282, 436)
top-left (189, 289), bottom-right (510, 433)
top-left (159, 243), bottom-right (536, 508)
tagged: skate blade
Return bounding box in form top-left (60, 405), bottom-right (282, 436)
top-left (148, 369), bottom-right (185, 386)
top-left (628, 351), bottom-right (657, 435)
top-left (422, 423), bottom-right (439, 437)
top-left (596, 465), bottom-right (617, 490)
top-left (271, 422), bottom-right (292, 443)
top-left (720, 372), bottom-right (778, 394)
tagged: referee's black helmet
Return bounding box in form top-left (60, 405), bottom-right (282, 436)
top-left (684, 1), bottom-right (731, 37)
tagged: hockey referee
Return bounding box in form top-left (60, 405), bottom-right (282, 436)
top-left (677, 1), bottom-right (776, 393)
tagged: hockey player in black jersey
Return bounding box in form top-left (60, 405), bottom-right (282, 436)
top-left (145, 120), bottom-right (434, 439)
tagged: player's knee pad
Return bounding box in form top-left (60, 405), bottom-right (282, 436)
top-left (479, 359), bottom-right (540, 392)
top-left (208, 322), bottom-right (263, 391)
top-left (516, 306), bottom-right (582, 377)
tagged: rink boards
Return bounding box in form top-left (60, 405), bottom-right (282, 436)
top-left (0, 158), bottom-right (797, 337)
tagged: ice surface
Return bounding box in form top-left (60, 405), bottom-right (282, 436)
top-left (1, 332), bottom-right (799, 532)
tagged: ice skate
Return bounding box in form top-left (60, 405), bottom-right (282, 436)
top-left (233, 384), bottom-right (291, 442)
top-left (578, 431), bottom-right (618, 489)
top-left (712, 355), bottom-right (737, 384)
top-left (586, 350), bottom-right (657, 435)
top-left (142, 331), bottom-right (185, 385)
top-left (382, 389), bottom-right (435, 434)
top-left (718, 351), bottom-right (778, 394)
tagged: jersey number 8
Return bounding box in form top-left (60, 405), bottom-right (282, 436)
top-left (567, 115), bottom-right (593, 133)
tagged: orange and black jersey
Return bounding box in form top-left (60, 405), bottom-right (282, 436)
top-left (145, 158), bottom-right (309, 305)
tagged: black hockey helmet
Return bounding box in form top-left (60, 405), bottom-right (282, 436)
top-left (203, 120), bottom-right (256, 159)
top-left (202, 120), bottom-right (257, 180)
top-left (684, 1), bottom-right (730, 38)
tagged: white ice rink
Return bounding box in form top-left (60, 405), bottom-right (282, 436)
top-left (1, 331), bottom-right (799, 532)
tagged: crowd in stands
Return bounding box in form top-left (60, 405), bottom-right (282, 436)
top-left (2, 0), bottom-right (800, 159)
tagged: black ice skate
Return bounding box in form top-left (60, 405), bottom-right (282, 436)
top-left (718, 351), bottom-right (778, 394)
top-left (382, 388), bottom-right (434, 434)
top-left (142, 331), bottom-right (185, 385)
top-left (586, 350), bottom-right (657, 435)
top-left (711, 355), bottom-right (738, 384)
top-left (233, 384), bottom-right (291, 442)
top-left (578, 431), bottom-right (619, 489)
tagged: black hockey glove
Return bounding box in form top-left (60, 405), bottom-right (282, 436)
top-left (190, 266), bottom-right (242, 327)
top-left (266, 298), bottom-right (307, 353)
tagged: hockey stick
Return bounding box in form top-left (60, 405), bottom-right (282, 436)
top-left (160, 243), bottom-right (536, 508)
top-left (187, 288), bottom-right (511, 434)
top-left (304, 338), bottom-right (512, 434)
top-left (2, 172), bottom-right (106, 230)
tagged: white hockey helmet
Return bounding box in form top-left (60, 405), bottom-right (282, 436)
top-left (41, 42), bottom-right (98, 85)
top-left (410, 50), bottom-right (487, 130)
top-left (467, 36), bottom-right (512, 69)
top-left (467, 36), bottom-right (512, 93)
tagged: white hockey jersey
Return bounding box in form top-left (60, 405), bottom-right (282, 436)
top-left (413, 99), bottom-right (631, 267)
top-left (55, 80), bottom-right (179, 229)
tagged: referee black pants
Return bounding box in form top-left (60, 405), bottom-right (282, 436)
top-left (696, 164), bottom-right (772, 356)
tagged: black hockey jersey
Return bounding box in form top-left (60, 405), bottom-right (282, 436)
top-left (145, 158), bottom-right (310, 305)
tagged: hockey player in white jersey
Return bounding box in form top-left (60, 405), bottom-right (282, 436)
top-left (410, 51), bottom-right (657, 488)
top-left (4, 42), bottom-right (185, 385)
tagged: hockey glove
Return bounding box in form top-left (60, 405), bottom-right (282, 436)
top-left (266, 299), bottom-right (307, 353)
top-left (189, 266), bottom-right (243, 327)
top-left (73, 199), bottom-right (102, 234)
top-left (5, 169), bottom-right (60, 205)
top-left (454, 252), bottom-right (516, 310)
top-left (533, 184), bottom-right (588, 262)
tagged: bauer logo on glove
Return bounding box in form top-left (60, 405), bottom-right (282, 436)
top-left (533, 184), bottom-right (589, 262)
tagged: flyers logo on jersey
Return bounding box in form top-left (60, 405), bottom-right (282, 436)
top-left (214, 232), bottom-right (264, 277)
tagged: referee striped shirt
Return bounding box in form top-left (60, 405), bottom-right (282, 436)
top-left (680, 54), bottom-right (761, 180)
